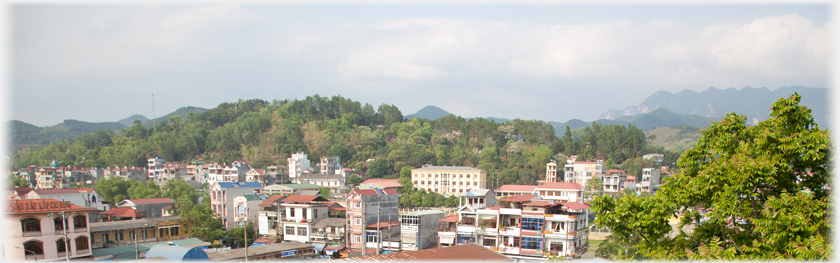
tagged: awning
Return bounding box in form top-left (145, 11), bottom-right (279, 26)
top-left (439, 236), bottom-right (455, 244)
top-left (313, 243), bottom-right (327, 251)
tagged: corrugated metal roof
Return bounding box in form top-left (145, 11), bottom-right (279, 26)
top-left (89, 216), bottom-right (181, 232)
top-left (343, 243), bottom-right (510, 261)
top-left (145, 244), bottom-right (209, 261)
top-left (91, 238), bottom-right (205, 260)
top-left (403, 210), bottom-right (445, 216)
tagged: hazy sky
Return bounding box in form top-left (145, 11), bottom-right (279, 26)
top-left (6, 2), bottom-right (834, 127)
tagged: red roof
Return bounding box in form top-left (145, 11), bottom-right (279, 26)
top-left (329, 206), bottom-right (346, 212)
top-left (10, 187), bottom-right (32, 196)
top-left (523, 201), bottom-right (552, 207)
top-left (560, 202), bottom-right (590, 210)
top-left (7, 199), bottom-right (96, 214)
top-left (127, 198), bottom-right (173, 205)
top-left (537, 182), bottom-right (583, 190)
top-left (78, 188), bottom-right (94, 193)
top-left (281, 195), bottom-right (329, 203)
top-left (352, 189), bottom-right (399, 196)
top-left (366, 220), bottom-right (400, 229)
top-left (258, 195), bottom-right (287, 206)
top-left (98, 207), bottom-right (145, 217)
top-left (495, 184), bottom-right (538, 192)
top-left (33, 188), bottom-right (84, 195)
top-left (360, 179), bottom-right (402, 188)
top-left (438, 215), bottom-right (460, 222)
top-left (499, 194), bottom-right (536, 203)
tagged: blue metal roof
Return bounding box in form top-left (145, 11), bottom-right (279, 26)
top-left (145, 245), bottom-right (209, 262)
top-left (218, 182), bottom-right (235, 188)
top-left (239, 182), bottom-right (262, 187)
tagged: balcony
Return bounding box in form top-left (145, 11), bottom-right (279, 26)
top-left (22, 231), bottom-right (42, 237)
top-left (74, 227), bottom-right (87, 233)
top-left (283, 218), bottom-right (313, 223)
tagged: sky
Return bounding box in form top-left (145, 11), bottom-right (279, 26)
top-left (4, 2), bottom-right (835, 127)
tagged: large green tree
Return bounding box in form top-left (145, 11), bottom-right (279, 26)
top-left (591, 94), bottom-right (831, 260)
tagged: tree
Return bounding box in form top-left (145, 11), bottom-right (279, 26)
top-left (225, 221), bottom-right (257, 248)
top-left (584, 175), bottom-right (604, 201)
top-left (397, 166), bottom-right (414, 194)
top-left (605, 157), bottom-right (615, 170)
top-left (180, 193), bottom-right (225, 242)
top-left (347, 174), bottom-right (362, 187)
top-left (591, 94), bottom-right (831, 260)
top-left (7, 173), bottom-right (30, 187)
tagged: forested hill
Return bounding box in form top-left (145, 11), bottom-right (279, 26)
top-left (11, 94), bottom-right (666, 186)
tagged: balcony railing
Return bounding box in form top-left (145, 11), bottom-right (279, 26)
top-left (74, 227), bottom-right (87, 233)
top-left (22, 231), bottom-right (42, 237)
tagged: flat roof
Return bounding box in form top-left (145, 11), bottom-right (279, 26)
top-left (403, 210), bottom-right (445, 216)
top-left (206, 241), bottom-right (313, 261)
top-left (90, 216), bottom-right (181, 232)
top-left (412, 166), bottom-right (484, 172)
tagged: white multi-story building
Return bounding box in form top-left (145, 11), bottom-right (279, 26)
top-left (288, 153), bottom-right (311, 180)
top-left (602, 169), bottom-right (626, 194)
top-left (545, 160), bottom-right (561, 183)
top-left (320, 156), bottom-right (341, 175)
top-left (533, 182), bottom-right (584, 203)
top-left (5, 199), bottom-right (96, 261)
top-left (295, 173), bottom-right (345, 198)
top-left (280, 195), bottom-right (329, 243)
top-left (147, 157), bottom-right (165, 181)
top-left (563, 160), bottom-right (605, 188)
top-left (209, 181), bottom-right (263, 230)
top-left (639, 168), bottom-right (661, 194)
top-left (411, 166), bottom-right (486, 195)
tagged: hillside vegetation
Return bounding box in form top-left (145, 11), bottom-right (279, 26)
top-left (645, 124), bottom-right (703, 153)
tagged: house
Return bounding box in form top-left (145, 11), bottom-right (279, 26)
top-left (411, 166), bottom-right (487, 195)
top-left (88, 216), bottom-right (187, 249)
top-left (5, 198), bottom-right (96, 261)
top-left (279, 195), bottom-right (330, 243)
top-left (495, 185), bottom-right (538, 198)
top-left (639, 168), bottom-right (661, 194)
top-left (288, 152), bottom-right (311, 181)
top-left (337, 168), bottom-right (355, 180)
top-left (263, 183), bottom-right (322, 195)
top-left (257, 194), bottom-right (287, 237)
top-left (147, 157), bottom-right (166, 181)
top-left (345, 188), bottom-right (400, 254)
top-left (266, 165), bottom-right (288, 184)
top-left (232, 194), bottom-right (265, 228)
top-left (545, 160), bottom-right (561, 183)
top-left (358, 179), bottom-right (401, 190)
top-left (458, 189), bottom-right (496, 209)
top-left (246, 168), bottom-right (273, 185)
top-left (295, 173), bottom-right (345, 198)
top-left (117, 198), bottom-right (174, 219)
top-left (312, 218), bottom-right (347, 251)
top-left (161, 162), bottom-right (189, 182)
top-left (343, 243), bottom-right (511, 262)
top-left (366, 220), bottom-right (401, 254)
top-left (320, 156), bottom-right (341, 175)
top-left (104, 166), bottom-right (147, 182)
top-left (563, 160), bottom-right (605, 188)
top-left (401, 210), bottom-right (445, 251)
top-left (209, 181), bottom-right (263, 230)
top-left (23, 188), bottom-right (108, 220)
top-left (533, 182), bottom-right (584, 203)
top-left (602, 169), bottom-right (627, 194)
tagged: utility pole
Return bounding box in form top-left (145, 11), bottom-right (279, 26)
top-left (244, 215), bottom-right (249, 263)
top-left (134, 226), bottom-right (139, 259)
top-left (376, 194), bottom-right (381, 254)
top-left (388, 214), bottom-right (392, 253)
top-left (361, 196), bottom-right (366, 256)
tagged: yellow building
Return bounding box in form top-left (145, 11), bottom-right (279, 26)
top-left (88, 216), bottom-right (189, 249)
top-left (411, 166), bottom-right (486, 195)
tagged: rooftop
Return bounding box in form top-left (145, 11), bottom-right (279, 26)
top-left (281, 195), bottom-right (329, 203)
top-left (536, 182), bottom-right (583, 190)
top-left (499, 194), bottom-right (536, 203)
top-left (412, 166), bottom-right (484, 172)
top-left (207, 241), bottom-right (313, 261)
top-left (352, 188), bottom-right (399, 196)
top-left (343, 243), bottom-right (510, 261)
top-left (403, 210), bottom-right (445, 216)
top-left (8, 199), bottom-right (97, 214)
top-left (495, 184), bottom-right (538, 192)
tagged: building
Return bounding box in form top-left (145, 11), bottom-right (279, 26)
top-left (643, 153), bottom-right (665, 166)
top-left (206, 241), bottom-right (315, 261)
top-left (358, 179), bottom-right (401, 190)
top-left (533, 182), bottom-right (584, 203)
top-left (401, 210), bottom-right (445, 251)
top-left (288, 152), bottom-right (311, 180)
top-left (147, 157), bottom-right (166, 181)
top-left (263, 184), bottom-right (322, 195)
top-left (104, 166), bottom-right (148, 182)
top-left (23, 188), bottom-right (108, 218)
top-left (640, 168), bottom-right (661, 194)
top-left (117, 198), bottom-right (174, 219)
top-left (233, 194), bottom-right (265, 228)
top-left (279, 195), bottom-right (330, 243)
top-left (266, 165), bottom-right (288, 184)
top-left (545, 160), bottom-right (561, 183)
top-left (458, 189), bottom-right (496, 209)
top-left (345, 188), bottom-right (400, 254)
top-left (209, 181), bottom-right (263, 229)
top-left (246, 168), bottom-right (273, 185)
top-left (366, 220), bottom-right (401, 254)
top-left (5, 198), bottom-right (96, 261)
top-left (161, 162), bottom-right (189, 182)
top-left (88, 216), bottom-right (188, 249)
top-left (411, 166), bottom-right (487, 195)
top-left (312, 218), bottom-right (347, 250)
top-left (320, 156), bottom-right (341, 175)
top-left (563, 160), bottom-right (605, 188)
top-left (98, 207), bottom-right (145, 221)
top-left (602, 169), bottom-right (627, 195)
top-left (494, 185), bottom-right (538, 198)
top-left (295, 173), bottom-right (345, 198)
top-left (257, 194), bottom-right (287, 237)
top-left (344, 243), bottom-right (511, 262)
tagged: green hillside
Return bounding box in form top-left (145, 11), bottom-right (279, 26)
top-left (645, 124), bottom-right (703, 153)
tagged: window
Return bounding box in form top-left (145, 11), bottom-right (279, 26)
top-left (314, 210), bottom-right (318, 219)
top-left (237, 205), bottom-right (245, 215)
top-left (355, 217), bottom-right (362, 226)
top-left (366, 231), bottom-right (378, 242)
top-left (354, 202), bottom-right (361, 208)
top-left (75, 236), bottom-right (90, 251)
top-left (522, 218), bottom-right (544, 231)
top-left (290, 208), bottom-right (296, 217)
top-left (474, 182), bottom-right (477, 186)
top-left (298, 227), bottom-right (307, 236)
top-left (54, 216), bottom-right (68, 231)
top-left (21, 217), bottom-right (41, 234)
top-left (286, 226), bottom-right (295, 235)
top-left (482, 238), bottom-right (496, 246)
top-left (118, 232), bottom-right (124, 240)
top-left (522, 237), bottom-right (543, 250)
top-left (171, 226), bottom-right (180, 236)
top-left (56, 238), bottom-right (67, 256)
top-left (23, 240), bottom-right (44, 259)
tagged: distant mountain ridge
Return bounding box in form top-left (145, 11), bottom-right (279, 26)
top-left (599, 86), bottom-right (829, 126)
